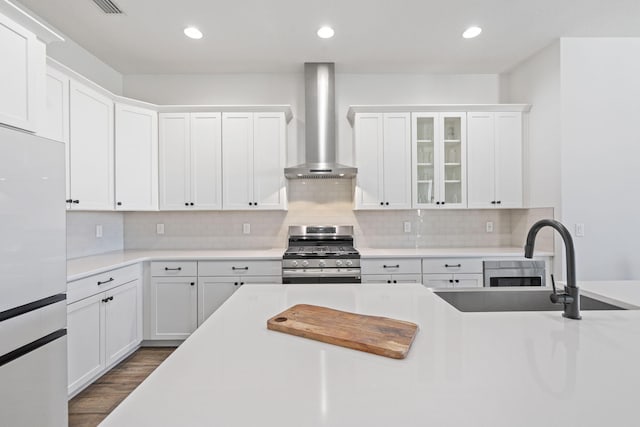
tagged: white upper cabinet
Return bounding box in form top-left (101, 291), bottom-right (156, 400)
top-left (159, 112), bottom-right (222, 210)
top-left (354, 112), bottom-right (412, 209)
top-left (115, 103), bottom-right (158, 210)
top-left (412, 112), bottom-right (467, 209)
top-left (0, 11), bottom-right (44, 132)
top-left (222, 112), bottom-right (286, 210)
top-left (68, 80), bottom-right (115, 210)
top-left (467, 112), bottom-right (523, 208)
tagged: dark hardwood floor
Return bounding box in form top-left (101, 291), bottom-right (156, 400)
top-left (68, 347), bottom-right (175, 427)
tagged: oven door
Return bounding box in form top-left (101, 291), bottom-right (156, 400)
top-left (282, 269), bottom-right (362, 284)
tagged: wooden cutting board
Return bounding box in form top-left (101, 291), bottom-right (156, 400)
top-left (267, 304), bottom-right (418, 359)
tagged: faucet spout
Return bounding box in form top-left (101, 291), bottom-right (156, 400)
top-left (524, 219), bottom-right (581, 320)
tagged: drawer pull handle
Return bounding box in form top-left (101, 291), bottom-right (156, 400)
top-left (232, 266), bottom-right (249, 271)
top-left (164, 267), bottom-right (182, 271)
top-left (97, 278), bottom-right (114, 286)
top-left (445, 264), bottom-right (462, 268)
top-left (383, 264), bottom-right (400, 269)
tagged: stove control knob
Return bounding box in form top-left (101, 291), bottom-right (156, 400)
top-left (302, 260), bottom-right (309, 267)
top-left (346, 260), bottom-right (353, 267)
top-left (291, 260), bottom-right (298, 267)
top-left (335, 260), bottom-right (343, 267)
top-left (319, 261), bottom-right (326, 268)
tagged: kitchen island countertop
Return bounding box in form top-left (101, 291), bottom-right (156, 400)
top-left (99, 281), bottom-right (640, 427)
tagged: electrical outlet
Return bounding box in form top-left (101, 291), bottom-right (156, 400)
top-left (243, 223), bottom-right (251, 234)
top-left (403, 221), bottom-right (411, 233)
top-left (95, 224), bottom-right (103, 238)
top-left (156, 223), bottom-right (165, 235)
top-left (575, 223), bottom-right (585, 237)
top-left (486, 221), bottom-right (494, 233)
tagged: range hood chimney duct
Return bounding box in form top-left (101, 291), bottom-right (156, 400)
top-left (284, 63), bottom-right (357, 179)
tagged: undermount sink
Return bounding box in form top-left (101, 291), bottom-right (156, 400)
top-left (434, 289), bottom-right (631, 312)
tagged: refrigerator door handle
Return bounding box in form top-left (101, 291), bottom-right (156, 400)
top-left (0, 329), bottom-right (67, 368)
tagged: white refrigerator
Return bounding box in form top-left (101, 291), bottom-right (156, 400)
top-left (0, 126), bottom-right (68, 426)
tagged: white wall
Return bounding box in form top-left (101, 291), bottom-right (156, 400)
top-left (67, 212), bottom-right (124, 258)
top-left (560, 38), bottom-right (640, 280)
top-left (503, 42), bottom-right (561, 210)
top-left (12, 1), bottom-right (123, 94)
top-left (123, 72), bottom-right (500, 165)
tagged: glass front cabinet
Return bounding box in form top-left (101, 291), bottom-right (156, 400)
top-left (412, 112), bottom-right (466, 208)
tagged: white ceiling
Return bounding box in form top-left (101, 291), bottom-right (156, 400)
top-left (16, 0), bottom-right (640, 74)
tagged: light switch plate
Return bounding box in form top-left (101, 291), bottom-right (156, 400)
top-left (403, 221), bottom-right (411, 233)
top-left (243, 223), bottom-right (251, 234)
top-left (575, 223), bottom-right (585, 237)
top-left (156, 223), bottom-right (165, 235)
top-left (96, 224), bottom-right (103, 238)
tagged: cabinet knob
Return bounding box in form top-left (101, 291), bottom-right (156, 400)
top-left (385, 202), bottom-right (389, 206)
top-left (449, 279), bottom-right (453, 283)
top-left (234, 282), bottom-right (238, 286)
top-left (436, 201), bottom-right (440, 205)
top-left (185, 202), bottom-right (189, 206)
top-left (117, 202), bottom-right (122, 206)
top-left (496, 201), bottom-right (501, 205)
top-left (441, 201), bottom-right (445, 205)
top-left (254, 202), bottom-right (257, 206)
top-left (491, 201), bottom-right (496, 204)
top-left (65, 199), bottom-right (73, 203)
top-left (393, 280), bottom-right (397, 284)
top-left (455, 279), bottom-right (459, 283)
top-left (240, 282), bottom-right (244, 286)
top-left (249, 202), bottom-right (253, 206)
top-left (387, 280), bottom-right (391, 284)
top-left (73, 200), bottom-right (79, 204)
top-left (380, 202), bottom-right (384, 206)
top-left (190, 202), bottom-right (194, 206)
top-left (190, 282), bottom-right (195, 286)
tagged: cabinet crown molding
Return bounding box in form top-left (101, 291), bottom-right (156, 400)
top-left (347, 104), bottom-right (531, 125)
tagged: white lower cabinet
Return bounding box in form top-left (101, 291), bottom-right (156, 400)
top-left (362, 274), bottom-right (422, 284)
top-left (67, 266), bottom-right (142, 397)
top-left (150, 260), bottom-right (282, 338)
top-left (422, 258), bottom-right (484, 289)
top-left (149, 262), bottom-right (198, 340)
top-left (422, 273), bottom-right (483, 289)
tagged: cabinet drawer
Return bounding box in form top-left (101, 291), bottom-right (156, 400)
top-left (362, 274), bottom-right (422, 284)
top-left (422, 258), bottom-right (482, 274)
top-left (68, 264), bottom-right (140, 304)
top-left (361, 258), bottom-right (422, 275)
top-left (150, 261), bottom-right (197, 277)
top-left (198, 260), bottom-right (281, 277)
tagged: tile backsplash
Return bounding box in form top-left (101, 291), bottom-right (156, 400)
top-left (66, 181), bottom-right (554, 256)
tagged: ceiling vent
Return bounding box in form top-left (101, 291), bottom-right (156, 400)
top-left (92, 0), bottom-right (123, 14)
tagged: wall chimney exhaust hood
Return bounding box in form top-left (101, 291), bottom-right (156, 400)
top-left (285, 63), bottom-right (357, 179)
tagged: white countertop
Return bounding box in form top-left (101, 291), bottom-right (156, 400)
top-left (67, 247), bottom-right (552, 281)
top-left (66, 249), bottom-right (286, 281)
top-left (358, 246), bottom-right (553, 258)
top-left (99, 281), bottom-right (640, 427)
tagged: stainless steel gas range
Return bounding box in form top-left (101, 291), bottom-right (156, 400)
top-left (282, 226), bottom-right (361, 284)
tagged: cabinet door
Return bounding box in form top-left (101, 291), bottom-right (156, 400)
top-left (494, 112), bottom-right (523, 208)
top-left (38, 67), bottom-right (70, 200)
top-left (115, 104), bottom-right (158, 210)
top-left (150, 277), bottom-right (197, 340)
top-left (253, 113), bottom-right (286, 209)
top-left (362, 275), bottom-right (393, 284)
top-left (422, 274), bottom-right (455, 289)
top-left (354, 113), bottom-right (384, 209)
top-left (0, 13), bottom-right (41, 132)
top-left (69, 81), bottom-right (114, 210)
top-left (222, 113), bottom-right (253, 210)
top-left (467, 112), bottom-right (495, 208)
top-left (67, 294), bottom-right (104, 396)
top-left (453, 273), bottom-right (484, 288)
top-left (197, 277), bottom-right (239, 325)
top-left (440, 113), bottom-right (467, 207)
top-left (159, 113), bottom-right (190, 210)
top-left (190, 112), bottom-right (222, 209)
top-left (104, 280), bottom-right (142, 367)
top-left (383, 113), bottom-right (412, 209)
top-left (412, 113), bottom-right (438, 208)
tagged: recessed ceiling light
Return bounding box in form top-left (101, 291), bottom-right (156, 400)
top-left (317, 26), bottom-right (335, 39)
top-left (184, 26), bottom-right (203, 40)
top-left (462, 26), bottom-right (482, 39)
